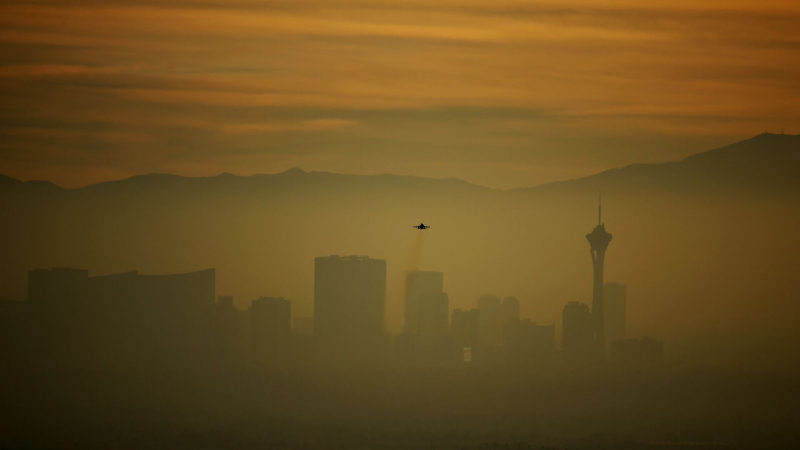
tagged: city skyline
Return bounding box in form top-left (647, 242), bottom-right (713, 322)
top-left (2, 135), bottom-right (798, 447)
top-left (6, 196), bottom-right (635, 366)
top-left (6, 241), bottom-right (643, 367)
top-left (2, 132), bottom-right (798, 354)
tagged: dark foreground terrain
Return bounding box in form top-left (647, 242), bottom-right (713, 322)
top-left (2, 363), bottom-right (797, 449)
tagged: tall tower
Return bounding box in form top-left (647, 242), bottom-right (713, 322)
top-left (585, 193), bottom-right (613, 359)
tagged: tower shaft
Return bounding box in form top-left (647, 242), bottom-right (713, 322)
top-left (591, 248), bottom-right (606, 359)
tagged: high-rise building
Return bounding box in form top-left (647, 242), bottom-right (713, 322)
top-left (502, 296), bottom-right (520, 325)
top-left (27, 267), bottom-right (216, 370)
top-left (93, 269), bottom-right (216, 368)
top-left (403, 271), bottom-right (449, 363)
top-left (314, 255), bottom-right (386, 363)
top-left (603, 282), bottom-right (627, 352)
top-left (26, 268), bottom-right (90, 368)
top-left (477, 295), bottom-right (503, 349)
top-left (404, 271), bottom-right (447, 336)
top-left (562, 301), bottom-right (593, 361)
top-left (586, 195), bottom-right (613, 359)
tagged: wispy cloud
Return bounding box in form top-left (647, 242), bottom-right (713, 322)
top-left (1, 0), bottom-right (798, 188)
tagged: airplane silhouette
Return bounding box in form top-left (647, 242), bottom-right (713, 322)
top-left (413, 223), bottom-right (430, 229)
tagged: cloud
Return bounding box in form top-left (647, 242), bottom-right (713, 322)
top-left (0, 0), bottom-right (799, 188)
top-left (218, 119), bottom-right (358, 134)
top-left (0, 126), bottom-right (158, 144)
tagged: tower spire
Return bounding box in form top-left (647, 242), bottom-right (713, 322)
top-left (598, 190), bottom-right (602, 225)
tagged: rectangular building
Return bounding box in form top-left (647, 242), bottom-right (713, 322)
top-left (26, 267), bottom-right (216, 370)
top-left (478, 295), bottom-right (503, 349)
top-left (314, 255), bottom-right (386, 363)
top-left (603, 282), bottom-right (627, 353)
top-left (504, 319), bottom-right (555, 363)
top-left (404, 271), bottom-right (448, 336)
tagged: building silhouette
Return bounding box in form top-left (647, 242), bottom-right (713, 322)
top-left (603, 282), bottom-right (627, 353)
top-left (251, 296), bottom-right (291, 364)
top-left (503, 319), bottom-right (555, 363)
top-left (501, 296), bottom-right (520, 327)
top-left (99, 269), bottom-right (215, 368)
top-left (28, 267), bottom-right (89, 310)
top-left (291, 316), bottom-right (315, 365)
top-left (26, 267), bottom-right (216, 370)
top-left (26, 268), bottom-right (92, 368)
top-left (611, 337), bottom-right (664, 367)
top-left (586, 195), bottom-right (613, 359)
top-left (0, 297), bottom-right (25, 364)
top-left (214, 295), bottom-right (243, 364)
top-left (562, 301), bottom-right (593, 361)
top-left (478, 295), bottom-right (503, 350)
top-left (500, 296), bottom-right (521, 351)
top-left (404, 271), bottom-right (447, 335)
top-left (314, 255), bottom-right (386, 364)
top-left (451, 308), bottom-right (479, 362)
top-left (403, 271), bottom-right (449, 363)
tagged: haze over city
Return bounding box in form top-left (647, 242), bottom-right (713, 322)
top-left (2, 0), bottom-right (800, 449)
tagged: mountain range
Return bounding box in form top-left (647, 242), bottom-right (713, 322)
top-left (2, 132), bottom-right (798, 198)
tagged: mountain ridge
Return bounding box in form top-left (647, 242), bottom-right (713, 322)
top-left (1, 133), bottom-right (798, 197)
top-left (511, 132), bottom-right (800, 196)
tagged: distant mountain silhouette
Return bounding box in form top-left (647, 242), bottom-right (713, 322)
top-left (2, 133), bottom-right (797, 198)
top-left (0, 168), bottom-right (498, 204)
top-left (0, 173), bottom-right (61, 194)
top-left (517, 133), bottom-right (800, 197)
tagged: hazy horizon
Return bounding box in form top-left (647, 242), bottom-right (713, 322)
top-left (3, 131), bottom-right (799, 371)
top-left (2, 1), bottom-right (800, 448)
top-left (3, 131), bottom-right (794, 190)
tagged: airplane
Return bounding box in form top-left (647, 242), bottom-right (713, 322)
top-left (413, 223), bottom-right (430, 230)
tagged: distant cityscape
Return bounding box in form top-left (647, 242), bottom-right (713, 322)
top-left (0, 205), bottom-right (663, 371)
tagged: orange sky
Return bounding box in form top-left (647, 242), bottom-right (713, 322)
top-left (1, 0), bottom-right (798, 188)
